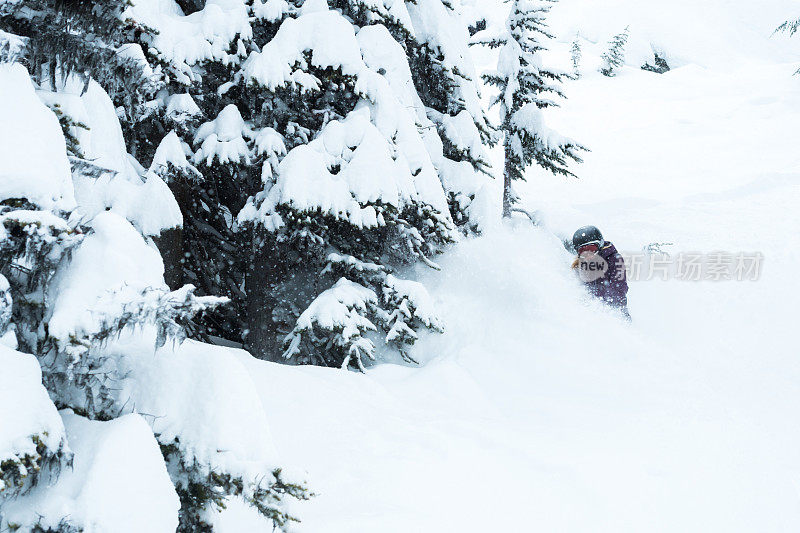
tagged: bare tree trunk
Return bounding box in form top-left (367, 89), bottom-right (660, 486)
top-left (153, 227), bottom-right (183, 289)
top-left (245, 228), bottom-right (286, 362)
top-left (158, 177), bottom-right (192, 290)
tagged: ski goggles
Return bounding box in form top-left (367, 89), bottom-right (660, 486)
top-left (577, 242), bottom-right (601, 253)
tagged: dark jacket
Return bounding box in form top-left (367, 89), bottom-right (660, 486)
top-left (585, 242), bottom-right (628, 309)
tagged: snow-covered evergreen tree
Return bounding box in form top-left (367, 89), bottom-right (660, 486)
top-left (0, 55), bottom-right (309, 532)
top-left (407, 0), bottom-right (497, 230)
top-left (237, 6), bottom-right (455, 366)
top-left (600, 26), bottom-right (629, 77)
top-left (570, 34), bottom-right (582, 78)
top-left (120, 0), bottom-right (492, 369)
top-left (480, 0), bottom-right (585, 218)
top-left (0, 0), bottom-right (159, 120)
top-left (331, 0), bottom-right (496, 190)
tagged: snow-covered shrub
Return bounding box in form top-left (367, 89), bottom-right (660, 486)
top-left (149, 131), bottom-right (203, 185)
top-left (600, 26), bottom-right (630, 77)
top-left (238, 94), bottom-right (453, 363)
top-left (0, 208), bottom-right (84, 353)
top-left (35, 206), bottom-right (308, 530)
top-left (282, 254), bottom-right (444, 370)
top-left (119, 1), bottom-right (268, 345)
top-left (0, 63), bottom-right (82, 352)
top-left (34, 69), bottom-right (185, 286)
top-left (281, 274), bottom-right (445, 370)
top-left (479, 0), bottom-right (586, 217)
top-left (0, 64), bottom-right (75, 212)
top-left (162, 445), bottom-right (308, 533)
top-left (37, 76), bottom-right (182, 239)
top-left (641, 51), bottom-right (671, 74)
top-left (283, 278), bottom-right (380, 371)
top-left (0, 29), bottom-right (25, 63)
top-left (38, 211), bottom-right (218, 408)
top-left (45, 102), bottom-right (90, 159)
top-left (380, 274), bottom-right (444, 360)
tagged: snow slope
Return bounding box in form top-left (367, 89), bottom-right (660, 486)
top-left (224, 1), bottom-right (800, 531)
top-left (3, 1), bottom-right (796, 531)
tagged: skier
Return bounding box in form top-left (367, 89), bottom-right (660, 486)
top-left (571, 225), bottom-right (631, 319)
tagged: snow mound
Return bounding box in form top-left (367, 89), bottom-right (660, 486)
top-left (150, 131), bottom-right (195, 176)
top-left (126, 0), bottom-right (251, 85)
top-left (193, 104), bottom-right (253, 166)
top-left (253, 0), bottom-right (289, 22)
top-left (43, 207), bottom-right (293, 519)
top-left (0, 63), bottom-right (74, 211)
top-left (407, 0), bottom-right (488, 131)
top-left (38, 77), bottom-right (182, 236)
top-left (2, 412), bottom-right (179, 532)
top-left (46, 211), bottom-right (166, 344)
top-left (356, 24), bottom-right (428, 124)
top-left (240, 107), bottom-right (448, 229)
top-left (121, 340), bottom-right (283, 478)
top-left (165, 92), bottom-right (202, 121)
top-left (243, 10), bottom-right (366, 91)
top-left (0, 346), bottom-right (68, 496)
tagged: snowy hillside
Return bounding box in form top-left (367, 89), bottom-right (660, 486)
top-left (1, 0), bottom-right (799, 531)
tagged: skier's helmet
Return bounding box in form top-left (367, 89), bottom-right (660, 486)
top-left (572, 226), bottom-right (604, 250)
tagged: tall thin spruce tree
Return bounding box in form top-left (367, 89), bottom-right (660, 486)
top-left (481, 0), bottom-right (586, 218)
top-left (600, 26), bottom-right (629, 77)
top-left (570, 34), bottom-right (582, 78)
